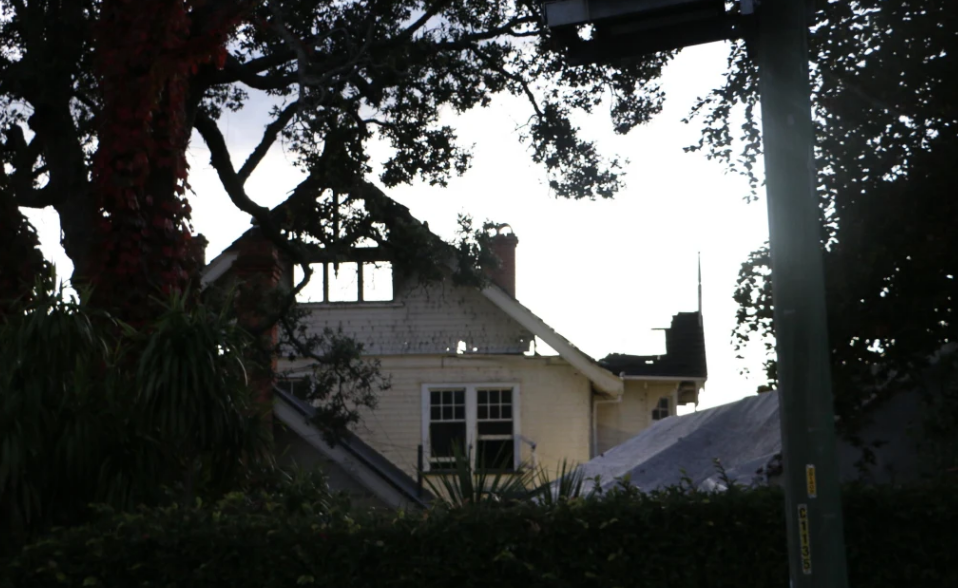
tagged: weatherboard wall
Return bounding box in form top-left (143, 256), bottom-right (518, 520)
top-left (298, 277), bottom-right (534, 355)
top-left (595, 380), bottom-right (678, 455)
top-left (278, 355), bottom-right (594, 480)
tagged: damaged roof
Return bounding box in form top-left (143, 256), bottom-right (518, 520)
top-left (600, 311), bottom-right (707, 379)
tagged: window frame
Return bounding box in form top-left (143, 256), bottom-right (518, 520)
top-left (651, 396), bottom-right (671, 421)
top-left (293, 260), bottom-right (395, 304)
top-left (421, 383), bottom-right (521, 473)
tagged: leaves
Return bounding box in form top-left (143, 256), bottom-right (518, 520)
top-left (708, 2), bottom-right (958, 438)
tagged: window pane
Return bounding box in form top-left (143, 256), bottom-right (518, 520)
top-left (454, 406), bottom-right (465, 420)
top-left (362, 262), bottom-right (393, 302)
top-left (454, 390), bottom-right (464, 405)
top-left (431, 391), bottom-right (440, 406)
top-left (501, 405), bottom-right (512, 419)
top-left (443, 406), bottom-right (452, 420)
top-left (431, 407), bottom-right (440, 420)
top-left (477, 439), bottom-right (514, 470)
top-left (477, 390), bottom-right (488, 405)
top-left (478, 421), bottom-right (512, 436)
top-left (502, 390), bottom-right (512, 404)
top-left (477, 406), bottom-right (487, 420)
top-left (489, 390), bottom-right (500, 404)
top-left (328, 262), bottom-right (359, 302)
top-left (489, 406), bottom-right (500, 419)
top-left (293, 264), bottom-right (325, 303)
top-left (430, 422), bottom-right (466, 458)
top-left (442, 390), bottom-right (452, 405)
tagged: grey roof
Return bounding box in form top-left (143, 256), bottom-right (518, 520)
top-left (600, 311), bottom-right (707, 379)
top-left (576, 385), bottom-right (928, 494)
top-left (579, 391), bottom-right (780, 493)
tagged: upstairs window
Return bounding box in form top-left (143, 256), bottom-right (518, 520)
top-left (293, 261), bottom-right (393, 303)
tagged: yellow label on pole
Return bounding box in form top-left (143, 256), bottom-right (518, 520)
top-left (806, 464), bottom-right (817, 498)
top-left (798, 504), bottom-right (812, 574)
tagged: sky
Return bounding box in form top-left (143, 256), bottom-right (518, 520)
top-left (26, 41), bottom-right (771, 411)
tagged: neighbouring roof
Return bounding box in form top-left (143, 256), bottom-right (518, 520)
top-left (599, 311), bottom-right (707, 380)
top-left (579, 391), bottom-right (781, 493)
top-left (577, 385), bottom-right (929, 494)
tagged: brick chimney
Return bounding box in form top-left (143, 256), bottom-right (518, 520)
top-left (232, 230), bottom-right (284, 413)
top-left (487, 229), bottom-right (518, 298)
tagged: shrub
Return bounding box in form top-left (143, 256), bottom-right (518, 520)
top-left (3, 482), bottom-right (955, 588)
top-left (0, 283), bottom-right (273, 554)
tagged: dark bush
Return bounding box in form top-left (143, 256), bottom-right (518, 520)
top-left (3, 482), bottom-right (955, 588)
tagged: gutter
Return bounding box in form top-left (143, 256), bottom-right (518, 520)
top-left (592, 393), bottom-right (623, 458)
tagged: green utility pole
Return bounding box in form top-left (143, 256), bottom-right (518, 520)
top-left (755, 1), bottom-right (850, 587)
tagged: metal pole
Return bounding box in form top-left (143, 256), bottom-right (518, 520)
top-left (755, 1), bottom-right (849, 587)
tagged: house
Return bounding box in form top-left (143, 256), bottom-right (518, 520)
top-left (201, 183), bottom-right (708, 508)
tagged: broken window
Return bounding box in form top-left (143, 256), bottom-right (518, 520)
top-left (423, 384), bottom-right (519, 472)
top-left (652, 396), bottom-right (671, 421)
top-left (328, 262), bottom-right (359, 302)
top-left (363, 261), bottom-right (394, 301)
top-left (293, 261), bottom-right (394, 303)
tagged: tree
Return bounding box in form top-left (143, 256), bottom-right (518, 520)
top-left (1, 0), bottom-right (674, 323)
top-left (688, 1), bottom-right (958, 435)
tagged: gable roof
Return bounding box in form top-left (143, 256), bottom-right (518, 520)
top-left (599, 311), bottom-right (707, 380)
top-left (201, 182), bottom-right (624, 396)
top-left (273, 386), bottom-right (432, 509)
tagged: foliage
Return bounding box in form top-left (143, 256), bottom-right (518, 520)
top-left (0, 279), bottom-right (276, 554)
top-left (276, 315), bottom-right (386, 445)
top-left (4, 481), bottom-right (957, 588)
top-left (422, 444), bottom-right (532, 507)
top-left (422, 443), bottom-right (592, 508)
top-left (690, 2), bottom-right (958, 431)
top-left (2, 0), bottom-right (674, 324)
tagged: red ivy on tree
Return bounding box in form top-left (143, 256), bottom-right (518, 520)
top-left (91, 0), bottom-right (247, 322)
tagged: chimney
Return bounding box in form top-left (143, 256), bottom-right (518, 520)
top-left (487, 228), bottom-right (518, 298)
top-left (190, 233), bottom-right (209, 268)
top-left (232, 230), bottom-right (284, 414)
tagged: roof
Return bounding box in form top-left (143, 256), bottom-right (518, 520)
top-left (599, 311), bottom-right (707, 380)
top-left (273, 386), bottom-right (432, 508)
top-left (202, 181), bottom-right (624, 396)
top-left (576, 384), bottom-right (929, 494)
top-left (579, 391), bottom-right (781, 493)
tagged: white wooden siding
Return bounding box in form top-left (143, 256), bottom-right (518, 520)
top-left (279, 355), bottom-right (593, 480)
top-left (299, 278), bottom-right (533, 355)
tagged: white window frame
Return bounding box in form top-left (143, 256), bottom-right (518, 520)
top-left (421, 383), bottom-right (521, 473)
top-left (652, 396), bottom-right (671, 420)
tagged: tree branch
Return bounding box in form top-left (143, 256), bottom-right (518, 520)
top-left (238, 100), bottom-right (298, 183)
top-left (193, 111), bottom-right (271, 220)
top-left (216, 55), bottom-right (296, 90)
top-left (398, 0), bottom-right (455, 40)
top-left (470, 46), bottom-right (543, 118)
top-left (2, 124), bottom-right (58, 208)
top-left (194, 110), bottom-right (317, 336)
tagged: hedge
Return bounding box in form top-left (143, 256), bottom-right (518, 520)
top-left (3, 483), bottom-right (956, 588)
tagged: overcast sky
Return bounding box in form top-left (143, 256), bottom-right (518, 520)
top-left (27, 41), bottom-right (771, 411)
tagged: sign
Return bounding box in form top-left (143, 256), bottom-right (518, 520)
top-left (798, 504), bottom-right (812, 575)
top-left (806, 464), bottom-right (817, 498)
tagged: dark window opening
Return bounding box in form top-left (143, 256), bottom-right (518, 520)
top-left (652, 396), bottom-right (671, 421)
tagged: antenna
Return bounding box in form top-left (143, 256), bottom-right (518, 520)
top-left (697, 252), bottom-right (703, 324)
